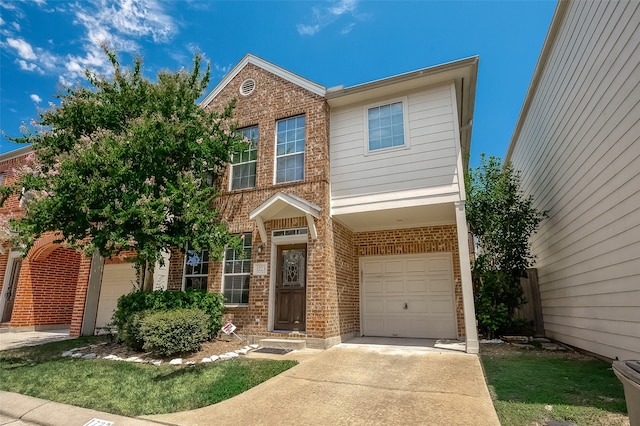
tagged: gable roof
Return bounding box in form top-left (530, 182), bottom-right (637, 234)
top-left (200, 54), bottom-right (326, 107)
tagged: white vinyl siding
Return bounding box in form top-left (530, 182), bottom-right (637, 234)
top-left (507, 1), bottom-right (640, 360)
top-left (330, 85), bottom-right (461, 209)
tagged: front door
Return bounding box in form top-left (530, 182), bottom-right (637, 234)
top-left (1, 258), bottom-right (22, 323)
top-left (275, 244), bottom-right (306, 331)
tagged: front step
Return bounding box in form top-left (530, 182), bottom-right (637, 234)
top-left (259, 339), bottom-right (306, 351)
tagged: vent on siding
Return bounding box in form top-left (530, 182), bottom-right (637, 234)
top-left (240, 78), bottom-right (256, 96)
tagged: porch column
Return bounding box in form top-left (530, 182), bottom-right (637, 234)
top-left (455, 200), bottom-right (479, 354)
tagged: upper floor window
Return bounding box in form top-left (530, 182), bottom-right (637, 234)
top-left (366, 100), bottom-right (406, 152)
top-left (223, 233), bottom-right (252, 304)
top-left (275, 115), bottom-right (305, 183)
top-left (183, 248), bottom-right (210, 291)
top-left (231, 126), bottom-right (258, 190)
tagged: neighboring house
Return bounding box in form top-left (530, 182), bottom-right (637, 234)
top-left (165, 54), bottom-right (480, 352)
top-left (1, 55), bottom-right (480, 353)
top-left (0, 148), bottom-right (164, 335)
top-left (506, 0), bottom-right (640, 360)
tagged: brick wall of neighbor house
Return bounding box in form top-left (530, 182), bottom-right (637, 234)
top-left (8, 247), bottom-right (80, 327)
top-left (354, 225), bottom-right (467, 338)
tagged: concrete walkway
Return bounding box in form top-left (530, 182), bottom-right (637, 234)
top-left (0, 328), bottom-right (72, 350)
top-left (147, 338), bottom-right (500, 426)
top-left (0, 335), bottom-right (499, 426)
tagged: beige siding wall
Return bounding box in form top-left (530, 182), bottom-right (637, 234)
top-left (330, 84), bottom-right (461, 206)
top-left (508, 1), bottom-right (640, 360)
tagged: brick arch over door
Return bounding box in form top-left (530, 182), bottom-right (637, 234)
top-left (5, 236), bottom-right (92, 335)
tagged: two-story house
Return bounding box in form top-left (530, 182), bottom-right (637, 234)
top-left (1, 54), bottom-right (480, 353)
top-left (163, 54), bottom-right (480, 352)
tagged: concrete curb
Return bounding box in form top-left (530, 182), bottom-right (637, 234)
top-left (0, 391), bottom-right (172, 426)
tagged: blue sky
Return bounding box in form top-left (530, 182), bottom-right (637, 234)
top-left (0, 0), bottom-right (557, 166)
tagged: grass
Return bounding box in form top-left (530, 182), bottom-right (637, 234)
top-left (0, 336), bottom-right (297, 416)
top-left (480, 344), bottom-right (629, 426)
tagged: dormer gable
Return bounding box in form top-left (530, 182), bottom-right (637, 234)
top-left (200, 54), bottom-right (326, 108)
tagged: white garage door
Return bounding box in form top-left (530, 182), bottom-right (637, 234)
top-left (95, 263), bottom-right (137, 330)
top-left (361, 254), bottom-right (457, 339)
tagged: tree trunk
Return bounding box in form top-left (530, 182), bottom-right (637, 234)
top-left (142, 260), bottom-right (154, 292)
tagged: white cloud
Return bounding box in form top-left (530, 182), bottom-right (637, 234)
top-left (6, 37), bottom-right (37, 60)
top-left (30, 94), bottom-right (42, 103)
top-left (297, 24), bottom-right (320, 36)
top-left (17, 59), bottom-right (39, 72)
top-left (297, 0), bottom-right (359, 36)
top-left (11, 21), bottom-right (20, 31)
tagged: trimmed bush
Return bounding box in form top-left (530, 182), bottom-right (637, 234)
top-left (139, 308), bottom-right (210, 356)
top-left (112, 290), bottom-right (225, 348)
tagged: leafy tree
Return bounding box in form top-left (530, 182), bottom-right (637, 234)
top-left (1, 49), bottom-right (245, 290)
top-left (465, 154), bottom-right (547, 337)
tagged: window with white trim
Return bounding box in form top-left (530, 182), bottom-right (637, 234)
top-left (275, 115), bottom-right (305, 183)
top-left (223, 233), bottom-right (252, 304)
top-left (231, 125), bottom-right (258, 190)
top-left (183, 248), bottom-right (210, 291)
top-left (366, 100), bottom-right (406, 151)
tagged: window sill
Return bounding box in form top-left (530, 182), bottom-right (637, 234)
top-left (224, 303), bottom-right (249, 308)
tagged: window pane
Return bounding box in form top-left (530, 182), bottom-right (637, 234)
top-left (368, 102), bottom-right (405, 151)
top-left (231, 125), bottom-right (258, 190)
top-left (275, 116), bottom-right (305, 183)
top-left (222, 232), bottom-right (252, 304)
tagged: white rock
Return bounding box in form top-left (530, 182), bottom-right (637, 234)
top-left (125, 356), bottom-right (143, 363)
top-left (209, 355), bottom-right (219, 362)
top-left (186, 361), bottom-right (195, 365)
top-left (82, 353), bottom-right (96, 359)
top-left (545, 405), bottom-right (553, 411)
top-left (151, 360), bottom-right (162, 366)
top-left (202, 358), bottom-right (212, 363)
top-left (480, 339), bottom-right (505, 344)
top-left (220, 352), bottom-right (239, 360)
top-left (169, 358), bottom-right (183, 365)
top-left (249, 344), bottom-right (259, 349)
top-left (71, 353), bottom-right (83, 358)
top-left (103, 355), bottom-right (122, 361)
top-left (61, 351), bottom-right (74, 357)
top-left (236, 348), bottom-right (250, 355)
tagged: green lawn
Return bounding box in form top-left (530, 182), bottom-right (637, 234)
top-left (0, 337), bottom-right (297, 416)
top-left (480, 344), bottom-right (629, 426)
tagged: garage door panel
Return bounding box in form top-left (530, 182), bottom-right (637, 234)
top-left (386, 299), bottom-right (407, 314)
top-left (385, 261), bottom-right (404, 274)
top-left (361, 254), bottom-right (456, 339)
top-left (429, 276), bottom-right (453, 293)
top-left (364, 298), bottom-right (384, 314)
top-left (430, 297), bottom-right (454, 314)
top-left (408, 299), bottom-right (428, 313)
top-left (365, 279), bottom-right (383, 293)
top-left (384, 279), bottom-right (404, 293)
top-left (427, 258), bottom-right (450, 273)
top-left (406, 259), bottom-right (427, 273)
top-left (406, 278), bottom-right (428, 293)
top-left (363, 261), bottom-right (382, 274)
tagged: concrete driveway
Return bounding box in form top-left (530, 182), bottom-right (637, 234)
top-left (0, 328), bottom-right (72, 350)
top-left (147, 338), bottom-right (500, 426)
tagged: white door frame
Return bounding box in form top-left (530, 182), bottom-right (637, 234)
top-left (268, 231), bottom-right (308, 332)
top-left (0, 249), bottom-right (22, 322)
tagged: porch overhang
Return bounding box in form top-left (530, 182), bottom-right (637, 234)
top-left (249, 192), bottom-right (321, 242)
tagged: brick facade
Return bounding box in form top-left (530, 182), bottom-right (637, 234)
top-left (0, 151), bottom-right (92, 335)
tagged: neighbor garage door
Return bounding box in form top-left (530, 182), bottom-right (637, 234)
top-left (361, 254), bottom-right (457, 339)
top-left (95, 263), bottom-right (137, 330)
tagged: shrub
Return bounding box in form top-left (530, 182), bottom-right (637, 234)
top-left (473, 269), bottom-right (525, 339)
top-left (112, 290), bottom-right (225, 347)
top-left (139, 308), bottom-right (210, 356)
